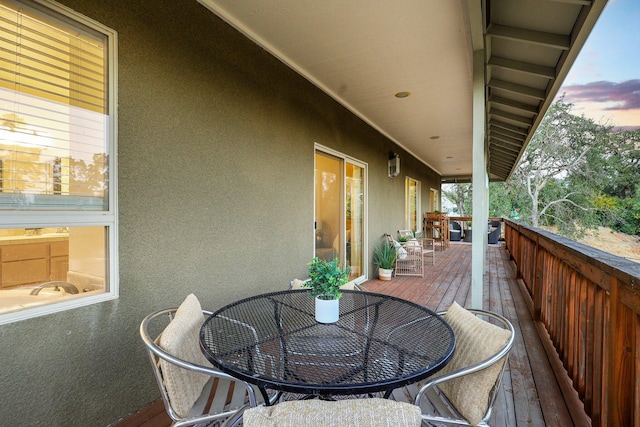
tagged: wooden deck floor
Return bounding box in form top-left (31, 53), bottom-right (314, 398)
top-left (119, 242), bottom-right (582, 426)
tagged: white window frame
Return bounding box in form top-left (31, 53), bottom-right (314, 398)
top-left (314, 143), bottom-right (368, 282)
top-left (405, 177), bottom-right (421, 234)
top-left (0, 0), bottom-right (118, 325)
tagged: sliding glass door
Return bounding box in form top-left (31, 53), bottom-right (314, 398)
top-left (314, 148), bottom-right (366, 281)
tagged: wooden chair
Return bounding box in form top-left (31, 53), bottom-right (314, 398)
top-left (424, 212), bottom-right (449, 250)
top-left (139, 294), bottom-right (278, 427)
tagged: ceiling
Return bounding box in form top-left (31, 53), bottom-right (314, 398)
top-left (198, 0), bottom-right (607, 182)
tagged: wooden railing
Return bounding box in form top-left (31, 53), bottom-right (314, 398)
top-left (504, 219), bottom-right (640, 426)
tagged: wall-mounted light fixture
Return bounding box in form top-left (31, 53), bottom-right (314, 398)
top-left (388, 153), bottom-right (400, 178)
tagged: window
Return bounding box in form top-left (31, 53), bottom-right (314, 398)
top-left (315, 145), bottom-right (367, 281)
top-left (405, 177), bottom-right (420, 234)
top-left (0, 0), bottom-right (117, 324)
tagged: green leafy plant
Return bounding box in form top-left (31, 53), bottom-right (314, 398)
top-left (373, 240), bottom-right (397, 270)
top-left (398, 236), bottom-right (409, 242)
top-left (304, 257), bottom-right (350, 300)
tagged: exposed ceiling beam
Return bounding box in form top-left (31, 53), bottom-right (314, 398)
top-left (488, 79), bottom-right (546, 100)
top-left (490, 134), bottom-right (525, 149)
top-left (489, 164), bottom-right (513, 177)
top-left (489, 95), bottom-right (539, 115)
top-left (490, 143), bottom-right (520, 156)
top-left (442, 175), bottom-right (473, 183)
top-left (490, 120), bottom-right (529, 136)
top-left (489, 125), bottom-right (527, 140)
top-left (489, 152), bottom-right (517, 166)
top-left (490, 153), bottom-right (518, 169)
top-left (488, 56), bottom-right (556, 80)
top-left (490, 109), bottom-right (534, 127)
top-left (490, 139), bottom-right (524, 153)
top-left (489, 141), bottom-right (522, 155)
top-left (488, 161), bottom-right (512, 176)
top-left (465, 0), bottom-right (484, 51)
top-left (492, 165), bottom-right (515, 178)
top-left (488, 24), bottom-right (571, 50)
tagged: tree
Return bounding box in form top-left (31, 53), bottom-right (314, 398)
top-left (598, 129), bottom-right (640, 235)
top-left (442, 183), bottom-right (472, 215)
top-left (508, 97), bottom-right (614, 238)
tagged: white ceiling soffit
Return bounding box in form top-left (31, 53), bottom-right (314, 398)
top-left (198, 0), bottom-right (607, 182)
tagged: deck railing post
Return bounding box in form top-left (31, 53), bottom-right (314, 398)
top-left (605, 276), bottom-right (636, 426)
top-left (533, 235), bottom-right (543, 321)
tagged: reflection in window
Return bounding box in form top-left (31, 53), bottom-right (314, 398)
top-left (0, 226), bottom-right (107, 315)
top-left (406, 177), bottom-right (421, 233)
top-left (0, 0), bottom-right (109, 209)
top-left (0, 0), bottom-right (117, 324)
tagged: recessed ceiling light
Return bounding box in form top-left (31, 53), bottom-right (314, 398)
top-left (430, 135), bottom-right (440, 140)
top-left (395, 91), bottom-right (411, 98)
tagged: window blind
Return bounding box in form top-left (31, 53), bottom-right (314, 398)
top-left (0, 0), bottom-right (108, 210)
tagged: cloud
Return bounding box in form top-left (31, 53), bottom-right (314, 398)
top-left (561, 79), bottom-right (640, 110)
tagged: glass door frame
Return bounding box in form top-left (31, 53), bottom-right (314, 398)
top-left (314, 144), bottom-right (367, 282)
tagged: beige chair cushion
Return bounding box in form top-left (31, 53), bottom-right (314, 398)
top-left (158, 294), bottom-right (211, 418)
top-left (438, 302), bottom-right (512, 426)
top-left (244, 398), bottom-right (421, 427)
top-left (340, 279), bottom-right (357, 290)
top-left (290, 279), bottom-right (308, 290)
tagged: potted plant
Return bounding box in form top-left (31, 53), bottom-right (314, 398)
top-left (463, 221), bottom-right (472, 242)
top-left (303, 257), bottom-right (350, 323)
top-left (373, 239), bottom-right (396, 280)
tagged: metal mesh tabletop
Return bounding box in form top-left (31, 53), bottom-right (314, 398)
top-left (200, 290), bottom-right (455, 396)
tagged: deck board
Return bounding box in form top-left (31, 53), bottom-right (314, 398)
top-left (121, 242), bottom-right (582, 426)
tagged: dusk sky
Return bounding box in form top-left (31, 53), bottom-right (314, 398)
top-left (559, 0), bottom-right (640, 129)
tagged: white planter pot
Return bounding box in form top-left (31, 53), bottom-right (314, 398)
top-left (378, 267), bottom-right (393, 281)
top-left (315, 296), bottom-right (340, 323)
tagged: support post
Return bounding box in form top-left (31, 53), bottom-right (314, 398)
top-left (471, 48), bottom-right (487, 310)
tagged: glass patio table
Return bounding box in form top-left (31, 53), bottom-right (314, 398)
top-left (199, 289), bottom-right (455, 401)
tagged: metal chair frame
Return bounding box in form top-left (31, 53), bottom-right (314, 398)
top-left (414, 309), bottom-right (515, 426)
top-left (140, 308), bottom-right (278, 427)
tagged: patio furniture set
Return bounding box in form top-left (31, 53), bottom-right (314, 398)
top-left (140, 286), bottom-right (515, 426)
top-left (448, 217), bottom-right (502, 244)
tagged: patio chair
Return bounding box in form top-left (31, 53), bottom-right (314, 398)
top-left (412, 302), bottom-right (515, 426)
top-left (394, 239), bottom-right (424, 277)
top-left (419, 236), bottom-right (436, 265)
top-left (488, 220), bottom-right (501, 245)
top-left (449, 221), bottom-right (462, 241)
top-left (243, 398), bottom-right (421, 427)
top-left (398, 229), bottom-right (415, 240)
top-left (139, 294), bottom-right (277, 427)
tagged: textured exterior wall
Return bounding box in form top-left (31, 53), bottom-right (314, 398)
top-left (0, 1), bottom-right (441, 425)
